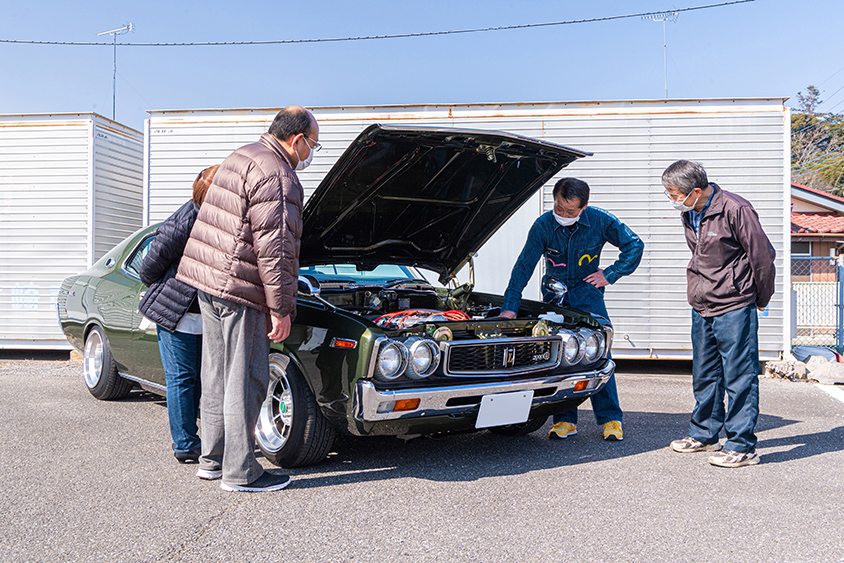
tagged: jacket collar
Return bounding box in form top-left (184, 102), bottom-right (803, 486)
top-left (259, 133), bottom-right (294, 169)
top-left (702, 183), bottom-right (723, 216)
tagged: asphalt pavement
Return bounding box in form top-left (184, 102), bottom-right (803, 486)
top-left (1, 356), bottom-right (842, 563)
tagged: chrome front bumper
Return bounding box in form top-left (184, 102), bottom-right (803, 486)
top-left (354, 360), bottom-right (615, 422)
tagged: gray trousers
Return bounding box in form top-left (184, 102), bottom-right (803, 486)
top-left (197, 291), bottom-right (270, 485)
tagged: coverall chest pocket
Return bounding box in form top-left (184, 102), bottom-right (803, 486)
top-left (575, 245), bottom-right (602, 275)
top-left (545, 247), bottom-right (567, 273)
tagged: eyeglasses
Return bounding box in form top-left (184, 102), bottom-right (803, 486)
top-left (663, 189), bottom-right (687, 203)
top-left (304, 134), bottom-right (322, 152)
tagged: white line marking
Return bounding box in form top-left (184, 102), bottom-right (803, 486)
top-left (815, 384), bottom-right (844, 405)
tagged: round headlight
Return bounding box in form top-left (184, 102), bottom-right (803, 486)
top-left (560, 331), bottom-right (585, 365)
top-left (583, 331), bottom-right (600, 362)
top-left (376, 341), bottom-right (408, 381)
top-left (406, 338), bottom-right (440, 379)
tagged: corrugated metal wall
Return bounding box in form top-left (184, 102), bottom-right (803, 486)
top-left (0, 114), bottom-right (143, 349)
top-left (92, 119), bottom-right (144, 259)
top-left (145, 99), bottom-right (788, 359)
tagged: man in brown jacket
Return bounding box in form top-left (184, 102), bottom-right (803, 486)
top-left (661, 160), bottom-right (775, 468)
top-left (177, 106), bottom-right (319, 492)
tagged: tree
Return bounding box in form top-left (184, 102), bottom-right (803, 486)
top-left (796, 85), bottom-right (822, 114)
top-left (792, 85), bottom-right (844, 194)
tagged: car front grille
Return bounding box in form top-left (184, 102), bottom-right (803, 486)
top-left (443, 337), bottom-right (561, 377)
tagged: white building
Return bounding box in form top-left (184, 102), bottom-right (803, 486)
top-left (140, 98), bottom-right (787, 360)
top-left (0, 113), bottom-right (143, 349)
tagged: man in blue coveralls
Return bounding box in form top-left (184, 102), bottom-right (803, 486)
top-left (500, 178), bottom-right (644, 441)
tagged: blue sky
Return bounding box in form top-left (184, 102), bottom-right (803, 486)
top-left (1, 0), bottom-right (842, 131)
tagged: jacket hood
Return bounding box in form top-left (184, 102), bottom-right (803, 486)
top-left (301, 124), bottom-right (591, 283)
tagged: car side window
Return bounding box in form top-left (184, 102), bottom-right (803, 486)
top-left (123, 235), bottom-right (156, 280)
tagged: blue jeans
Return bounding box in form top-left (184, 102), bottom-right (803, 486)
top-left (157, 326), bottom-right (202, 453)
top-left (552, 282), bottom-right (622, 426)
top-left (689, 304), bottom-right (759, 452)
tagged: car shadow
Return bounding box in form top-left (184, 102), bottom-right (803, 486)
top-left (120, 388), bottom-right (167, 406)
top-left (283, 410), bottom-right (808, 489)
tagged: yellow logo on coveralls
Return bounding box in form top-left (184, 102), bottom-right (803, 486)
top-left (578, 254), bottom-right (598, 266)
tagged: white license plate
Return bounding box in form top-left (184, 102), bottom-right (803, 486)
top-left (475, 390), bottom-right (535, 429)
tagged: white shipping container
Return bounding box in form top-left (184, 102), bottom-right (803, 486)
top-left (0, 113), bottom-right (143, 349)
top-left (145, 99), bottom-right (789, 360)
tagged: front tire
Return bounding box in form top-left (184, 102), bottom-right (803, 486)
top-left (255, 353), bottom-right (336, 468)
top-left (488, 415), bottom-right (548, 437)
top-left (82, 324), bottom-right (133, 400)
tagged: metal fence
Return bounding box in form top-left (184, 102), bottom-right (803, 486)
top-left (791, 256), bottom-right (844, 353)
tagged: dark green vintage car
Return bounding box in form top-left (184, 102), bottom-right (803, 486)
top-left (57, 124), bottom-right (614, 468)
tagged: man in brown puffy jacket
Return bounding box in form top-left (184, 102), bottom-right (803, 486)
top-left (177, 106), bottom-right (319, 492)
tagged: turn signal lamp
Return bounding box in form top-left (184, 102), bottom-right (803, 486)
top-left (573, 380), bottom-right (589, 392)
top-left (330, 338), bottom-right (357, 349)
top-left (393, 399), bottom-right (420, 412)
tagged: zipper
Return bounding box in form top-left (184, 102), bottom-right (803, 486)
top-left (688, 213), bottom-right (707, 316)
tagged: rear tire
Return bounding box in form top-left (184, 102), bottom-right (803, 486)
top-left (488, 415), bottom-right (548, 436)
top-left (255, 353), bottom-right (336, 468)
top-left (83, 324), bottom-right (133, 400)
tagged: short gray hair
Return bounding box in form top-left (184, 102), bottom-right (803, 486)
top-left (661, 160), bottom-right (709, 196)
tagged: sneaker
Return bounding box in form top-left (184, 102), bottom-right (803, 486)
top-left (670, 436), bottom-right (722, 453)
top-left (174, 448), bottom-right (201, 464)
top-left (548, 422), bottom-right (577, 439)
top-left (220, 471), bottom-right (291, 492)
top-left (196, 468), bottom-right (223, 480)
top-left (602, 421), bottom-right (623, 441)
top-left (708, 449), bottom-right (759, 468)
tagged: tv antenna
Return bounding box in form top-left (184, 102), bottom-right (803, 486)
top-left (97, 23), bottom-right (133, 120)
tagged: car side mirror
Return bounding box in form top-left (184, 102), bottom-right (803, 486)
top-left (544, 276), bottom-right (567, 306)
top-left (298, 275), bottom-right (321, 297)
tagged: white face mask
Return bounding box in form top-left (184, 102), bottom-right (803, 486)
top-left (666, 190), bottom-right (698, 212)
top-left (295, 137), bottom-right (315, 171)
top-left (554, 212), bottom-right (579, 227)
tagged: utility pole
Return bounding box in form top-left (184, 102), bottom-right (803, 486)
top-left (642, 11), bottom-right (678, 99)
top-left (97, 23), bottom-right (133, 121)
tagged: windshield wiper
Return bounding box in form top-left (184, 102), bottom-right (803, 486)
top-left (383, 278), bottom-right (433, 289)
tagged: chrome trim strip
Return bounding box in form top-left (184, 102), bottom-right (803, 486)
top-left (603, 325), bottom-right (614, 356)
top-left (354, 360), bottom-right (615, 422)
top-left (366, 336), bottom-right (390, 380)
top-left (118, 371), bottom-right (166, 392)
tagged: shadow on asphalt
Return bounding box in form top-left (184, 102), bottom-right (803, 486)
top-left (283, 411), bottom-right (809, 488)
top-left (757, 425), bottom-right (844, 464)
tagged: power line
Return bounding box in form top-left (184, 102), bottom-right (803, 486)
top-left (0, 1), bottom-right (754, 47)
top-left (793, 145), bottom-right (844, 170)
top-left (793, 155), bottom-right (844, 176)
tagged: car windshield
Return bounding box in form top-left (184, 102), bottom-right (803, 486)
top-left (300, 264), bottom-right (426, 285)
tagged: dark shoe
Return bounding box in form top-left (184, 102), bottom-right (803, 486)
top-left (220, 471), bottom-right (291, 492)
top-left (670, 436), bottom-right (721, 453)
top-left (196, 468), bottom-right (223, 480)
top-left (173, 448), bottom-right (201, 464)
top-left (708, 448), bottom-right (759, 468)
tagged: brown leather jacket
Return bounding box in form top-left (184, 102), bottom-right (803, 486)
top-left (682, 184), bottom-right (776, 317)
top-left (176, 133), bottom-right (303, 318)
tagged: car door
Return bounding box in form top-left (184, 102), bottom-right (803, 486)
top-left (121, 234), bottom-right (166, 387)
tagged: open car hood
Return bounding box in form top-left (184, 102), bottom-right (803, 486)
top-left (301, 124), bottom-right (591, 283)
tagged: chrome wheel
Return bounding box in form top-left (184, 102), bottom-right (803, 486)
top-left (83, 328), bottom-right (104, 389)
top-left (256, 362), bottom-right (293, 453)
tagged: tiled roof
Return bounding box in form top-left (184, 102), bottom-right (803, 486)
top-left (792, 211), bottom-right (844, 233)
top-left (792, 182), bottom-right (844, 205)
